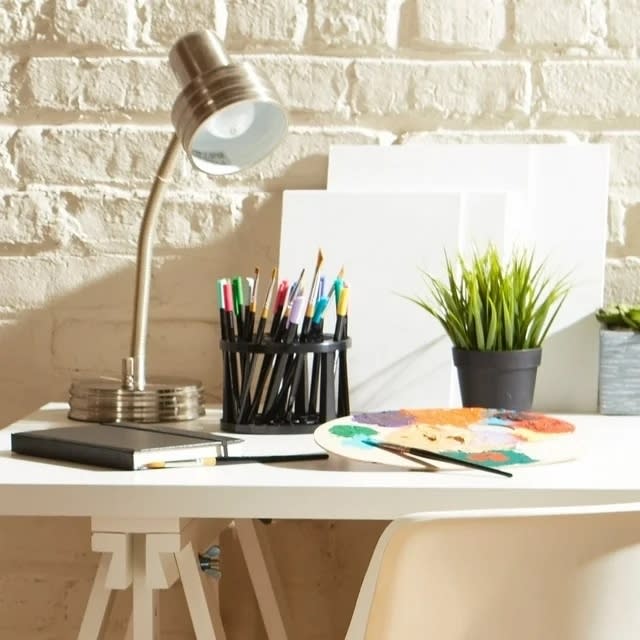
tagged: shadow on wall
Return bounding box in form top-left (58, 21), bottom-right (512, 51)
top-left (0, 191), bottom-right (284, 429)
top-left (0, 153), bottom-right (388, 640)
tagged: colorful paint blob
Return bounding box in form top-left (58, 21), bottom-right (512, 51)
top-left (315, 407), bottom-right (576, 470)
top-left (351, 411), bottom-right (413, 427)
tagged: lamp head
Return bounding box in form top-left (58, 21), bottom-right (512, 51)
top-left (169, 30), bottom-right (288, 175)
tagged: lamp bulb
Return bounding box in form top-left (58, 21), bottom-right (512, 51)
top-left (205, 102), bottom-right (256, 139)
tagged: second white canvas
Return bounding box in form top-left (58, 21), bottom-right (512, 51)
top-left (279, 191), bottom-right (513, 411)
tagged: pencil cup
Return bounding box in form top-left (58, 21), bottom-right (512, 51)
top-left (219, 335), bottom-right (351, 434)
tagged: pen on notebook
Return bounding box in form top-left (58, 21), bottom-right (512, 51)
top-left (143, 452), bottom-right (329, 469)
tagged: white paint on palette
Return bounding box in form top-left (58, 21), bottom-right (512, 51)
top-left (279, 191), bottom-right (514, 411)
top-left (327, 144), bottom-right (609, 412)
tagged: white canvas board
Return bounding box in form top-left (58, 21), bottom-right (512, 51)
top-left (279, 191), bottom-right (514, 411)
top-left (327, 144), bottom-right (609, 412)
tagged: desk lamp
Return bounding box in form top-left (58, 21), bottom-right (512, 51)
top-left (68, 30), bottom-right (288, 423)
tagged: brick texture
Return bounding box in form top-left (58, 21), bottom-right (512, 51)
top-left (226, 0), bottom-right (307, 48)
top-left (513, 0), bottom-right (606, 48)
top-left (1, 1), bottom-right (640, 639)
top-left (311, 0), bottom-right (392, 49)
top-left (539, 62), bottom-right (640, 123)
top-left (351, 60), bottom-right (530, 123)
top-left (414, 0), bottom-right (506, 50)
top-left (608, 0), bottom-right (640, 49)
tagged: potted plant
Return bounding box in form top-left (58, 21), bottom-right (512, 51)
top-left (596, 304), bottom-right (640, 415)
top-left (406, 245), bottom-right (569, 410)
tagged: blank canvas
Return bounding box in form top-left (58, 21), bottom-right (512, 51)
top-left (278, 191), bottom-right (514, 411)
top-left (327, 144), bottom-right (609, 412)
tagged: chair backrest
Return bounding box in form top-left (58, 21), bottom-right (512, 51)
top-left (345, 503), bottom-right (640, 640)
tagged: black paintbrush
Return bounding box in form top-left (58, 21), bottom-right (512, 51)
top-left (364, 440), bottom-right (512, 478)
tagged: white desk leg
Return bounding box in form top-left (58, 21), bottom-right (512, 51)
top-left (82, 518), bottom-right (287, 640)
top-left (78, 531), bottom-right (133, 640)
top-left (175, 540), bottom-right (224, 640)
top-left (131, 535), bottom-right (159, 640)
top-left (235, 520), bottom-right (290, 640)
top-left (77, 553), bottom-right (113, 640)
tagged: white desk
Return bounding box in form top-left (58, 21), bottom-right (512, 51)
top-left (2, 403), bottom-right (640, 640)
top-left (2, 403), bottom-right (640, 519)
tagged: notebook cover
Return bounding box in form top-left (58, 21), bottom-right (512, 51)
top-left (11, 424), bottom-right (225, 470)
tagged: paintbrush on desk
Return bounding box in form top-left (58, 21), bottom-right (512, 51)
top-left (364, 440), bottom-right (512, 478)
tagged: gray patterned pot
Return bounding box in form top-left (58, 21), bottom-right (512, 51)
top-left (598, 329), bottom-right (640, 415)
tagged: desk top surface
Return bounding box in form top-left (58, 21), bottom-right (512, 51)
top-left (0, 404), bottom-right (639, 520)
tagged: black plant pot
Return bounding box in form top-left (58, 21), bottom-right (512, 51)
top-left (452, 347), bottom-right (542, 411)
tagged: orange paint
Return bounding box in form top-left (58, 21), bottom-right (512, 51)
top-left (406, 407), bottom-right (485, 428)
top-left (515, 415), bottom-right (575, 433)
top-left (469, 451), bottom-right (509, 462)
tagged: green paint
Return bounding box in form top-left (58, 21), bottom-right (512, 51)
top-left (447, 449), bottom-right (536, 467)
top-left (329, 424), bottom-right (378, 439)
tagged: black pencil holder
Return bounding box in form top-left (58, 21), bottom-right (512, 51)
top-left (219, 335), bottom-right (352, 434)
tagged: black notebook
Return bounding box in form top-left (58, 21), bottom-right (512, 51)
top-left (11, 424), bottom-right (240, 470)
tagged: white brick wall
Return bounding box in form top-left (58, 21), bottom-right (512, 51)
top-left (1, 1), bottom-right (640, 638)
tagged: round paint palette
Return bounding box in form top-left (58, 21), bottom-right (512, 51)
top-left (314, 408), bottom-right (577, 471)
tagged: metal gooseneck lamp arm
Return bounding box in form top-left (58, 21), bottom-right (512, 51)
top-left (124, 134), bottom-right (181, 392)
top-left (68, 30), bottom-right (288, 423)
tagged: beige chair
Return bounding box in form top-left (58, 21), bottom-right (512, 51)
top-left (346, 504), bottom-right (640, 640)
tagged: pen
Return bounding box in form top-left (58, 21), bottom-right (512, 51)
top-left (143, 452), bottom-right (329, 469)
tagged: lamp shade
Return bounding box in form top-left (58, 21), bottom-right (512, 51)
top-left (169, 31), bottom-right (287, 175)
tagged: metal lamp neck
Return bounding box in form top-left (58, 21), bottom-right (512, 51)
top-left (126, 133), bottom-right (182, 391)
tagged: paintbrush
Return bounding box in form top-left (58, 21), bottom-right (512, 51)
top-left (363, 440), bottom-right (512, 478)
top-left (275, 268), bottom-right (305, 341)
top-left (237, 268), bottom-right (277, 422)
top-left (244, 267), bottom-right (259, 342)
top-left (326, 265), bottom-right (345, 302)
top-left (301, 248), bottom-right (324, 339)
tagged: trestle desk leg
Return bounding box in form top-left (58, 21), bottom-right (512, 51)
top-left (235, 519), bottom-right (290, 640)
